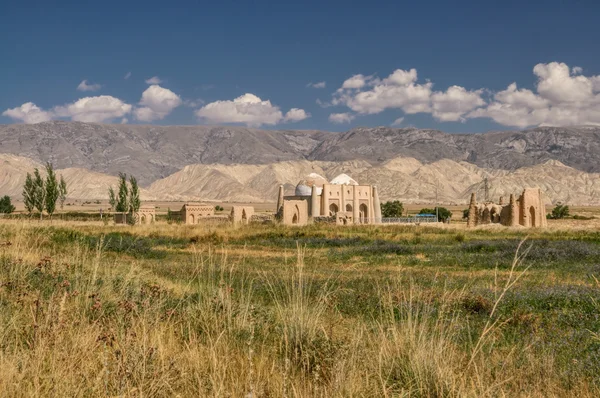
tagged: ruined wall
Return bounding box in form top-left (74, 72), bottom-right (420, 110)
top-left (282, 200), bottom-right (308, 226)
top-left (231, 206), bottom-right (255, 225)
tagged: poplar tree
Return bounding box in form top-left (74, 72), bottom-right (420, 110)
top-left (32, 168), bottom-right (45, 220)
top-left (44, 162), bottom-right (59, 219)
top-left (129, 176), bottom-right (140, 213)
top-left (116, 173), bottom-right (129, 213)
top-left (23, 173), bottom-right (35, 215)
top-left (59, 175), bottom-right (68, 210)
top-left (108, 186), bottom-right (116, 210)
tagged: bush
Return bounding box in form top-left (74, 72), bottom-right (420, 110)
top-left (0, 195), bottom-right (15, 214)
top-left (215, 205), bottom-right (224, 212)
top-left (419, 207), bottom-right (452, 222)
top-left (381, 201), bottom-right (404, 218)
top-left (548, 203), bottom-right (569, 219)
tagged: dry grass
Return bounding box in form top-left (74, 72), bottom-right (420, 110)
top-left (0, 221), bottom-right (599, 396)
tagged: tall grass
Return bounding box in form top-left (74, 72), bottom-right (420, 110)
top-left (0, 222), bottom-right (598, 396)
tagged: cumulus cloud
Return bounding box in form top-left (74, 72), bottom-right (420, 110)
top-left (430, 86), bottom-right (485, 122)
top-left (329, 112), bottom-right (355, 124)
top-left (77, 80), bottom-right (102, 92)
top-left (283, 108), bottom-right (310, 122)
top-left (468, 62), bottom-right (600, 127)
top-left (54, 96), bottom-right (132, 123)
top-left (145, 76), bottom-right (163, 85)
top-left (332, 68), bottom-right (436, 115)
top-left (134, 85), bottom-right (182, 122)
top-left (2, 102), bottom-right (53, 124)
top-left (307, 81), bottom-right (326, 89)
top-left (195, 93), bottom-right (308, 127)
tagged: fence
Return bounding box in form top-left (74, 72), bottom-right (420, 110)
top-left (376, 216), bottom-right (439, 224)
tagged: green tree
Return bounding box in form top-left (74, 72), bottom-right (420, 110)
top-left (32, 168), bottom-right (46, 220)
top-left (128, 176), bottom-right (141, 213)
top-left (59, 175), bottom-right (68, 210)
top-left (381, 200), bottom-right (404, 218)
top-left (463, 209), bottom-right (469, 219)
top-left (0, 196), bottom-right (15, 214)
top-left (44, 162), bottom-right (60, 219)
top-left (549, 203), bottom-right (569, 219)
top-left (419, 207), bottom-right (452, 222)
top-left (116, 173), bottom-right (129, 213)
top-left (108, 186), bottom-right (116, 210)
top-left (23, 173), bottom-right (35, 215)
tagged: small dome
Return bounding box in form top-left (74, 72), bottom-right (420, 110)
top-left (330, 173), bottom-right (358, 185)
top-left (295, 183), bottom-right (312, 196)
top-left (295, 173), bottom-right (326, 196)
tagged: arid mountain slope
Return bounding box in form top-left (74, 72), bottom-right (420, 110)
top-left (1, 153), bottom-right (599, 204)
top-left (1, 122), bottom-right (599, 185)
top-left (0, 154), bottom-right (154, 200)
top-left (148, 158), bottom-right (600, 205)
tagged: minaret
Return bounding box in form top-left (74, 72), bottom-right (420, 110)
top-left (310, 185), bottom-right (320, 219)
top-left (373, 186), bottom-right (382, 224)
top-left (467, 192), bottom-right (477, 227)
top-left (509, 193), bottom-right (518, 227)
top-left (276, 185), bottom-right (284, 219)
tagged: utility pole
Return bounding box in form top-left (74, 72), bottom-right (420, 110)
top-left (435, 178), bottom-right (439, 222)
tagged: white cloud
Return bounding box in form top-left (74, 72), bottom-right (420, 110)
top-left (329, 112), bottom-right (355, 124)
top-left (391, 117), bottom-right (404, 126)
top-left (121, 117), bottom-right (128, 124)
top-left (283, 108), bottom-right (310, 122)
top-left (2, 102), bottom-right (53, 124)
top-left (430, 86), bottom-right (485, 122)
top-left (468, 62), bottom-right (600, 127)
top-left (195, 93), bottom-right (308, 127)
top-left (54, 96), bottom-right (132, 123)
top-left (184, 98), bottom-right (205, 108)
top-left (77, 80), bottom-right (102, 92)
top-left (134, 85), bottom-right (182, 122)
top-left (341, 74), bottom-right (368, 89)
top-left (333, 69), bottom-right (433, 115)
top-left (124, 72), bottom-right (131, 80)
top-left (307, 81), bottom-right (326, 89)
top-left (145, 76), bottom-right (163, 85)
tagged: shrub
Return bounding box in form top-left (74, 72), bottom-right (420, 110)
top-left (381, 201), bottom-right (404, 218)
top-left (419, 207), bottom-right (452, 222)
top-left (548, 203), bottom-right (569, 219)
top-left (0, 195), bottom-right (15, 214)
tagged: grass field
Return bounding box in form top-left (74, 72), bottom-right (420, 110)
top-left (1, 219), bottom-right (599, 396)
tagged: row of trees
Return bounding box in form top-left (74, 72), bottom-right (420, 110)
top-left (22, 163), bottom-right (68, 219)
top-left (380, 200), bottom-right (453, 222)
top-left (108, 173), bottom-right (141, 217)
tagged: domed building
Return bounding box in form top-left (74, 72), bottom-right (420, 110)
top-left (276, 174), bottom-right (382, 226)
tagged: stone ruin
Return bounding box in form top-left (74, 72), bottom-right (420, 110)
top-left (467, 188), bottom-right (547, 228)
top-left (169, 203), bottom-right (215, 224)
top-left (114, 204), bottom-right (156, 225)
top-left (277, 173), bottom-right (382, 226)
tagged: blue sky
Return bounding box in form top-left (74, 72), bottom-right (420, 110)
top-left (1, 0), bottom-right (600, 132)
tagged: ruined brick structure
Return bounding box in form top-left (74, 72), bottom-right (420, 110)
top-left (467, 188), bottom-right (547, 228)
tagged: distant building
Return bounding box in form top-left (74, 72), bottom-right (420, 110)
top-left (467, 188), bottom-right (547, 228)
top-left (170, 203), bottom-right (215, 224)
top-left (114, 204), bottom-right (156, 225)
top-left (277, 173), bottom-right (382, 226)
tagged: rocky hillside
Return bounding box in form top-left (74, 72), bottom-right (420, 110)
top-left (1, 122), bottom-right (599, 185)
top-left (147, 158), bottom-right (600, 205)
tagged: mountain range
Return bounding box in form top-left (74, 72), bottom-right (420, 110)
top-left (0, 121), bottom-right (599, 205)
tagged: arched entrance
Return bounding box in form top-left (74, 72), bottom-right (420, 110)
top-left (490, 209), bottom-right (497, 224)
top-left (189, 214), bottom-right (195, 224)
top-left (529, 206), bottom-right (536, 227)
top-left (140, 214), bottom-right (146, 224)
top-left (329, 203), bottom-right (338, 216)
top-left (346, 204), bottom-right (353, 212)
top-left (359, 203), bottom-right (368, 224)
top-left (242, 209), bottom-right (248, 224)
